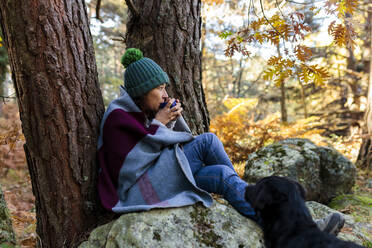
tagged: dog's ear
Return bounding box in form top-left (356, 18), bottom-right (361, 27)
top-left (294, 181), bottom-right (307, 199)
top-left (251, 184), bottom-right (274, 211)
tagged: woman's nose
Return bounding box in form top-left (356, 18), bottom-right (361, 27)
top-left (162, 90), bottom-right (168, 98)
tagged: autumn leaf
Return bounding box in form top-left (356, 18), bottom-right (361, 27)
top-left (294, 45), bottom-right (312, 62)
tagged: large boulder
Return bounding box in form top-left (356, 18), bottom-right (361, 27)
top-left (80, 201), bottom-right (264, 248)
top-left (243, 138), bottom-right (356, 203)
top-left (80, 199), bottom-right (370, 248)
top-left (0, 184), bottom-right (16, 246)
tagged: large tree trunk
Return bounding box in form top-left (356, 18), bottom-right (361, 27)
top-left (125, 0), bottom-right (209, 134)
top-left (0, 1), bottom-right (105, 247)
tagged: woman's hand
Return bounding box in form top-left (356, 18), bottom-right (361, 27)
top-left (155, 98), bottom-right (183, 125)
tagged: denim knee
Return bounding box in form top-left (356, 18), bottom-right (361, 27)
top-left (215, 164), bottom-right (235, 180)
top-left (197, 132), bottom-right (220, 146)
top-left (195, 164), bottom-right (236, 194)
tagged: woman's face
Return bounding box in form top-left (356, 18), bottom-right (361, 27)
top-left (142, 84), bottom-right (169, 113)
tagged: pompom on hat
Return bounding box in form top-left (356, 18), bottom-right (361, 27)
top-left (121, 48), bottom-right (169, 98)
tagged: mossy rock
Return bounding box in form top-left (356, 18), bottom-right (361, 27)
top-left (329, 194), bottom-right (372, 239)
top-left (244, 138), bottom-right (356, 203)
top-left (307, 201), bottom-right (372, 246)
top-left (329, 194), bottom-right (372, 210)
top-left (0, 184), bottom-right (15, 246)
top-left (79, 201), bottom-right (264, 248)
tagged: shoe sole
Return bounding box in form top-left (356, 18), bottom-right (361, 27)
top-left (324, 213), bottom-right (345, 235)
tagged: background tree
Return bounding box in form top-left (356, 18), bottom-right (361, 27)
top-left (357, 1), bottom-right (372, 172)
top-left (88, 0), bottom-right (128, 105)
top-left (0, 0), bottom-right (105, 247)
top-left (0, 33), bottom-right (8, 114)
top-left (124, 0), bottom-right (210, 134)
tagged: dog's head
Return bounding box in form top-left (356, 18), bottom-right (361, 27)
top-left (245, 176), bottom-right (306, 212)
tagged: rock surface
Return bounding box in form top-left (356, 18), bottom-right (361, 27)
top-left (0, 184), bottom-right (15, 246)
top-left (307, 201), bottom-right (371, 246)
top-left (243, 138), bottom-right (356, 203)
top-left (80, 201), bottom-right (264, 248)
top-left (329, 194), bottom-right (372, 242)
top-left (80, 199), bottom-right (370, 248)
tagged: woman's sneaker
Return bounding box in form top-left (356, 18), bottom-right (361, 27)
top-left (316, 212), bottom-right (345, 236)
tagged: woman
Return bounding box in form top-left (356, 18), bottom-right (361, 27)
top-left (97, 48), bottom-right (344, 234)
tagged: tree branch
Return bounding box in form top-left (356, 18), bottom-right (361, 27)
top-left (275, 0), bottom-right (286, 20)
top-left (95, 0), bottom-right (104, 23)
top-left (259, 0), bottom-right (283, 38)
top-left (125, 0), bottom-right (139, 18)
top-left (285, 0), bottom-right (323, 5)
top-left (0, 95), bottom-right (16, 103)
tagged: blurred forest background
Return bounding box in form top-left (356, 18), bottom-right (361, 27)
top-left (0, 0), bottom-right (371, 246)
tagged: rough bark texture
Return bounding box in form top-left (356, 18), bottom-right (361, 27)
top-left (125, 0), bottom-right (209, 134)
top-left (0, 1), bottom-right (105, 247)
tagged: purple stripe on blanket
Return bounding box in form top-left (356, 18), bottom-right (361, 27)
top-left (98, 109), bottom-right (160, 210)
top-left (154, 200), bottom-right (170, 207)
top-left (98, 148), bottom-right (119, 210)
top-left (101, 109), bottom-right (158, 186)
top-left (137, 172), bottom-right (160, 205)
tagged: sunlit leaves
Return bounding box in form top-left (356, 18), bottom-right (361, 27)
top-left (221, 0), bottom-right (360, 89)
top-left (325, 0), bottom-right (358, 16)
top-left (299, 64), bottom-right (330, 85)
top-left (202, 0), bottom-right (224, 5)
top-left (264, 56), bottom-right (296, 86)
top-left (219, 30), bottom-right (233, 39)
top-left (224, 12), bottom-right (311, 57)
top-left (343, 0), bottom-right (358, 15)
top-left (294, 45), bottom-right (312, 62)
top-left (210, 98), bottom-right (325, 163)
top-left (263, 55), bottom-right (329, 86)
top-left (328, 21), bottom-right (357, 49)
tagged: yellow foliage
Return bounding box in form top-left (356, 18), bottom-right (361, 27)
top-left (294, 45), bottom-right (312, 62)
top-left (202, 0), bottom-right (224, 5)
top-left (328, 21), bottom-right (357, 49)
top-left (223, 97), bottom-right (258, 112)
top-left (210, 98), bottom-right (326, 163)
top-left (299, 64), bottom-right (330, 86)
top-left (0, 104), bottom-right (25, 151)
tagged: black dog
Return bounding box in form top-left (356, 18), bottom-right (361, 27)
top-left (245, 176), bottom-right (364, 248)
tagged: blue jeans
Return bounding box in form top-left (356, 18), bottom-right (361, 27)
top-left (183, 132), bottom-right (258, 221)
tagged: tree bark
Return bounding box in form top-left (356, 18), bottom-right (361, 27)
top-left (357, 2), bottom-right (372, 172)
top-left (0, 1), bottom-right (105, 247)
top-left (125, 0), bottom-right (209, 134)
top-left (277, 44), bottom-right (287, 122)
top-left (280, 80), bottom-right (288, 122)
top-left (299, 81), bottom-right (308, 118)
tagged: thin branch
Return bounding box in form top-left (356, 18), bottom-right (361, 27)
top-left (111, 37), bottom-right (126, 42)
top-left (285, 0), bottom-right (322, 5)
top-left (0, 95), bottom-right (16, 103)
top-left (275, 0), bottom-right (288, 51)
top-left (259, 0), bottom-right (284, 38)
top-left (247, 0), bottom-right (253, 28)
top-left (125, 0), bottom-right (139, 18)
top-left (95, 0), bottom-right (104, 23)
top-left (275, 0), bottom-right (286, 20)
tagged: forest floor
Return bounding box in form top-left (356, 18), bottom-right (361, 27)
top-left (0, 102), bottom-right (371, 247)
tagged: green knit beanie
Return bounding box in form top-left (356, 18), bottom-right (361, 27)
top-left (121, 48), bottom-right (169, 98)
